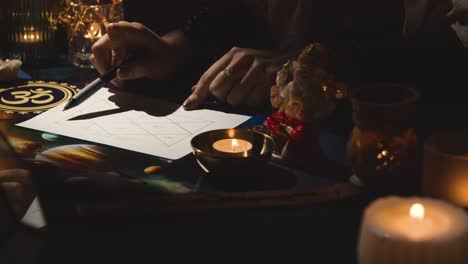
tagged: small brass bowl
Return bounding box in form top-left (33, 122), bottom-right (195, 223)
top-left (191, 129), bottom-right (274, 177)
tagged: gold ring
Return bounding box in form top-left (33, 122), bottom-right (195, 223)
top-left (223, 68), bottom-right (234, 77)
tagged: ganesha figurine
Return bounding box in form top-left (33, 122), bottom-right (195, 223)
top-left (265, 43), bottom-right (345, 168)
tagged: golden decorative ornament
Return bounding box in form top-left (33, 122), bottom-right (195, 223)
top-left (0, 81), bottom-right (79, 116)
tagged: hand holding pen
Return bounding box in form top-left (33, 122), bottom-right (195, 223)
top-left (63, 65), bottom-right (119, 110)
top-left (89, 21), bottom-right (186, 81)
top-left (64, 22), bottom-right (189, 110)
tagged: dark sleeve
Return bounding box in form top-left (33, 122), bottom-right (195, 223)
top-left (121, 0), bottom-right (266, 101)
top-left (324, 0), bottom-right (468, 134)
top-left (325, 0), bottom-right (407, 83)
top-left (181, 1), bottom-right (270, 63)
top-left (124, 0), bottom-right (258, 60)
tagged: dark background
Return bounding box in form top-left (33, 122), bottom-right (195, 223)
top-left (1, 1), bottom-right (468, 263)
top-left (116, 0), bottom-right (468, 136)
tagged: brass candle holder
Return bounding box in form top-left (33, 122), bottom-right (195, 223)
top-left (191, 129), bottom-right (274, 184)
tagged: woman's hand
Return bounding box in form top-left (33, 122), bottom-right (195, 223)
top-left (90, 21), bottom-right (191, 80)
top-left (183, 47), bottom-right (289, 109)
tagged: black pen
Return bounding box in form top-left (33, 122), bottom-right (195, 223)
top-left (63, 66), bottom-right (118, 111)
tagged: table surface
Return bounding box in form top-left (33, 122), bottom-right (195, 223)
top-left (0, 60), bottom-right (370, 264)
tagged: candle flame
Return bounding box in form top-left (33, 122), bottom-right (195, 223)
top-left (410, 203), bottom-right (425, 220)
top-left (231, 139), bottom-right (239, 151)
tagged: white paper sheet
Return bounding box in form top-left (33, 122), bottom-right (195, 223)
top-left (21, 197), bottom-right (46, 229)
top-left (17, 88), bottom-right (250, 160)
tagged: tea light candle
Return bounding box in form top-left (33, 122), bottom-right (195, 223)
top-left (212, 138), bottom-right (252, 154)
top-left (424, 130), bottom-right (468, 206)
top-left (358, 196), bottom-right (468, 264)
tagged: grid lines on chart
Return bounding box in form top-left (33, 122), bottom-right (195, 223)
top-left (57, 99), bottom-right (215, 147)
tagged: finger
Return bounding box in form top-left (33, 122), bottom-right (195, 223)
top-left (110, 78), bottom-right (124, 88)
top-left (89, 54), bottom-right (96, 67)
top-left (183, 54), bottom-right (232, 109)
top-left (208, 70), bottom-right (233, 101)
top-left (208, 55), bottom-right (252, 99)
top-left (226, 62), bottom-right (263, 105)
top-left (197, 52), bottom-right (233, 87)
top-left (247, 80), bottom-right (271, 106)
top-left (226, 83), bottom-right (246, 106)
top-left (106, 23), bottom-right (127, 66)
top-left (111, 50), bottom-right (119, 68)
top-left (183, 84), bottom-right (211, 110)
top-left (91, 33), bottom-right (112, 75)
top-left (246, 65), bottom-right (275, 106)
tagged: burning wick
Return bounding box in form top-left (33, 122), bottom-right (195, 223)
top-left (410, 203), bottom-right (425, 220)
top-left (231, 139), bottom-right (239, 152)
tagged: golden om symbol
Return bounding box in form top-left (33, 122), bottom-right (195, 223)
top-left (1, 88), bottom-right (55, 105)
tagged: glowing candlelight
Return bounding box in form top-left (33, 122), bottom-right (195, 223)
top-left (358, 197), bottom-right (468, 264)
top-left (424, 130), bottom-right (468, 207)
top-left (409, 203), bottom-right (424, 220)
top-left (232, 139), bottom-right (239, 151)
top-left (212, 138), bottom-right (253, 154)
top-left (20, 31), bottom-right (42, 43)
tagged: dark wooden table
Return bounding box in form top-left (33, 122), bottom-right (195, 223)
top-left (0, 59), bottom-right (370, 264)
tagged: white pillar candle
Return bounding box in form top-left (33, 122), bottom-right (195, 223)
top-left (358, 196), bottom-right (468, 264)
top-left (424, 130), bottom-right (468, 206)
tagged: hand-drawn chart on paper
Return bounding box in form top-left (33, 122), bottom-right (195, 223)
top-left (17, 88), bottom-right (250, 159)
